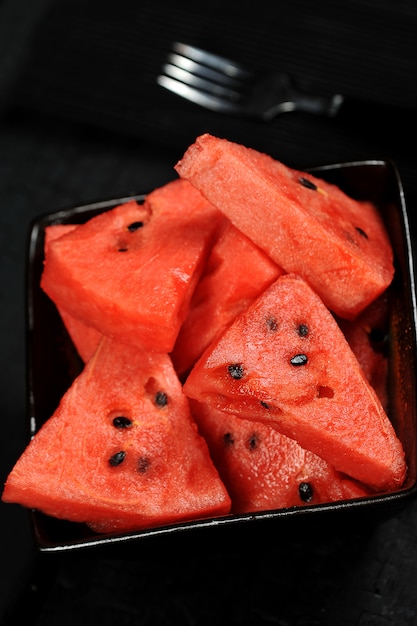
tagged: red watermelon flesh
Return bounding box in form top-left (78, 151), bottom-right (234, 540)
top-left (40, 179), bottom-right (224, 353)
top-left (175, 133), bottom-right (394, 320)
top-left (337, 292), bottom-right (390, 411)
top-left (45, 224), bottom-right (102, 363)
top-left (171, 219), bottom-right (285, 377)
top-left (2, 337), bottom-right (231, 532)
top-left (183, 274), bottom-right (406, 491)
top-left (190, 399), bottom-right (371, 514)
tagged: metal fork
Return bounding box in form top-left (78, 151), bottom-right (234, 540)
top-left (157, 42), bottom-right (410, 130)
top-left (157, 42), bottom-right (344, 122)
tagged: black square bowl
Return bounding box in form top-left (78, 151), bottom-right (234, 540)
top-left (24, 161), bottom-right (417, 552)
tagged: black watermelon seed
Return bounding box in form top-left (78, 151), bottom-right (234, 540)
top-left (266, 317), bottom-right (278, 331)
top-left (368, 327), bottom-right (388, 355)
top-left (368, 327), bottom-right (386, 343)
top-left (127, 221), bottom-right (144, 232)
top-left (260, 400), bottom-right (270, 409)
top-left (109, 451), bottom-right (126, 466)
top-left (228, 363), bottom-right (244, 379)
top-left (112, 416), bottom-right (132, 428)
top-left (290, 354), bottom-right (308, 366)
top-left (297, 323), bottom-right (309, 337)
top-left (137, 456), bottom-right (151, 473)
top-left (155, 391), bottom-right (168, 407)
top-left (355, 226), bottom-right (368, 239)
top-left (299, 482), bottom-right (314, 502)
top-left (299, 176), bottom-right (317, 191)
top-left (118, 246), bottom-right (128, 252)
top-left (247, 434), bottom-right (259, 450)
top-left (223, 432), bottom-right (235, 446)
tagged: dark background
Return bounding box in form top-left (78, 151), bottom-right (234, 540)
top-left (1, 0), bottom-right (417, 624)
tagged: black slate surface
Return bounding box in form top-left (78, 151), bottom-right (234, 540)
top-left (1, 1), bottom-right (417, 624)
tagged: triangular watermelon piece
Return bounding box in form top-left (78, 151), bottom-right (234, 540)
top-left (183, 274), bottom-right (406, 491)
top-left (190, 399), bottom-right (371, 513)
top-left (44, 224), bottom-right (102, 363)
top-left (2, 338), bottom-right (231, 533)
top-left (171, 219), bottom-right (284, 377)
top-left (175, 133), bottom-right (394, 320)
top-left (41, 179), bottom-right (224, 353)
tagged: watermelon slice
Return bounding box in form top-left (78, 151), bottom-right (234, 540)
top-left (175, 133), bottom-right (394, 320)
top-left (171, 219), bottom-right (285, 377)
top-left (190, 399), bottom-right (371, 514)
top-left (41, 179), bottom-right (224, 353)
top-left (183, 274), bottom-right (406, 491)
top-left (2, 337), bottom-right (231, 533)
top-left (45, 224), bottom-right (102, 363)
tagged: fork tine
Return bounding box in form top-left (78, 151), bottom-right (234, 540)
top-left (156, 72), bottom-right (242, 114)
top-left (171, 42), bottom-right (252, 80)
top-left (157, 42), bottom-right (250, 113)
top-left (165, 53), bottom-right (242, 87)
top-left (160, 62), bottom-right (242, 99)
top-left (162, 59), bottom-right (243, 101)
